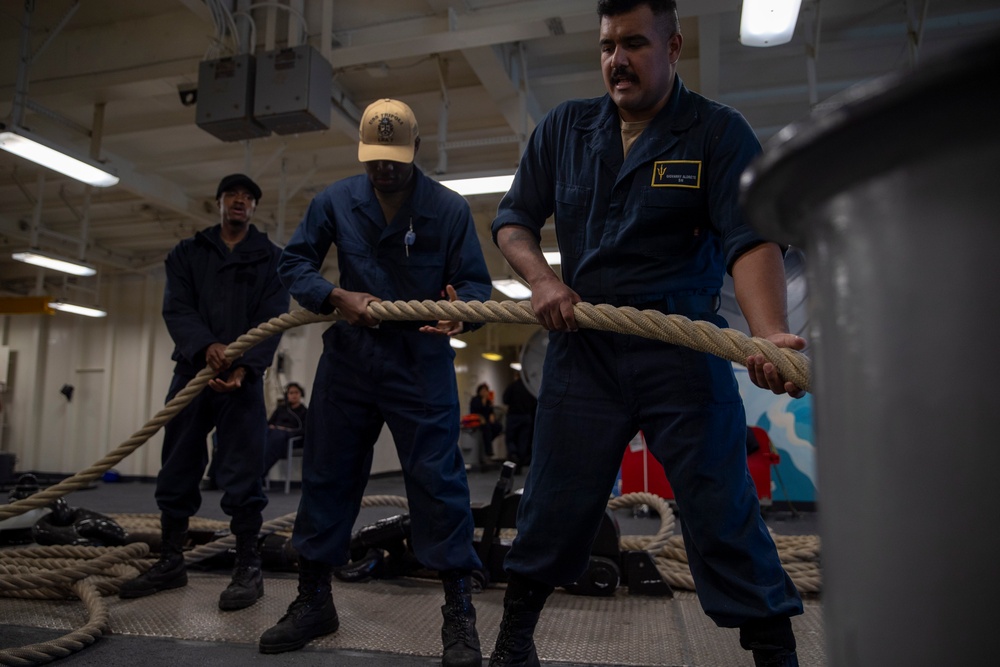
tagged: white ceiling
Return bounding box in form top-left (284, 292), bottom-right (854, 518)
top-left (1, 0), bottom-right (999, 302)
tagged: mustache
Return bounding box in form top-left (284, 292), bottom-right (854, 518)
top-left (611, 66), bottom-right (638, 84)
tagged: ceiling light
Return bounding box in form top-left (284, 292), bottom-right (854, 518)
top-left (509, 362), bottom-right (522, 371)
top-left (12, 250), bottom-right (97, 276)
top-left (439, 174), bottom-right (515, 196)
top-left (449, 337), bottom-right (468, 349)
top-left (543, 251), bottom-right (561, 266)
top-left (481, 351), bottom-right (503, 362)
top-left (492, 278), bottom-right (532, 299)
top-left (48, 301), bottom-right (107, 318)
top-left (740, 0), bottom-right (803, 47)
top-left (0, 126), bottom-right (119, 187)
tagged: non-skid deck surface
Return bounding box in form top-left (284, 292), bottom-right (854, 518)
top-left (0, 571), bottom-right (825, 666)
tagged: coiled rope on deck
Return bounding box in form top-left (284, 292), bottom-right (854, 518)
top-left (0, 495), bottom-right (412, 665)
top-left (608, 493), bottom-right (822, 595)
top-left (0, 543), bottom-right (149, 666)
top-left (112, 492), bottom-right (821, 596)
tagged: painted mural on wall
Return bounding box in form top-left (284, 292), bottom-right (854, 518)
top-left (734, 365), bottom-right (816, 503)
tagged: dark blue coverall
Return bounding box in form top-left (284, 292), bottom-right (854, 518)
top-left (158, 224), bottom-right (288, 535)
top-left (278, 167), bottom-right (492, 571)
top-left (491, 76), bottom-right (803, 627)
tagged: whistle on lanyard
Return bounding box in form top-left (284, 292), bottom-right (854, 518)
top-left (404, 218), bottom-right (416, 257)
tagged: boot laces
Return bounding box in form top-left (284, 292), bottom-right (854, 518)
top-left (281, 589), bottom-right (326, 623)
top-left (443, 603), bottom-right (475, 645)
top-left (492, 612), bottom-right (516, 661)
top-left (146, 554), bottom-right (181, 575)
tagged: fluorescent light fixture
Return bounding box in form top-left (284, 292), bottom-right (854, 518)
top-left (481, 351), bottom-right (504, 362)
top-left (449, 337), bottom-right (468, 349)
top-left (543, 251), bottom-right (561, 266)
top-left (509, 362), bottom-right (522, 371)
top-left (740, 0), bottom-right (803, 47)
top-left (12, 250), bottom-right (97, 276)
top-left (439, 174), bottom-right (515, 196)
top-left (492, 278), bottom-right (532, 300)
top-left (48, 301), bottom-right (107, 318)
top-left (0, 127), bottom-right (119, 187)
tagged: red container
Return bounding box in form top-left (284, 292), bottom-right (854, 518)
top-left (619, 427), bottom-right (779, 504)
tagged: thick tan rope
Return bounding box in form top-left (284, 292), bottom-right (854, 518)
top-left (608, 493), bottom-right (822, 594)
top-left (0, 505), bottom-right (394, 663)
top-left (370, 300), bottom-right (811, 392)
top-left (0, 300), bottom-right (810, 521)
top-left (0, 300), bottom-right (813, 664)
top-left (0, 543), bottom-right (148, 666)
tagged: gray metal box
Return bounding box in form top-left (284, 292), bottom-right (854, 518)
top-left (196, 54), bottom-right (271, 142)
top-left (254, 45), bottom-right (332, 135)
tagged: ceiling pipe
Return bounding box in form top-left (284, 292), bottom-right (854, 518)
top-left (321, 0), bottom-right (334, 62)
top-left (30, 171), bottom-right (44, 249)
top-left (435, 55), bottom-right (450, 175)
top-left (516, 42), bottom-right (529, 154)
top-left (288, 0), bottom-right (305, 48)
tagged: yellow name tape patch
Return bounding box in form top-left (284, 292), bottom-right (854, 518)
top-left (651, 160), bottom-right (702, 188)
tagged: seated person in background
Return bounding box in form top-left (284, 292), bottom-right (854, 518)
top-left (263, 382), bottom-right (308, 478)
top-left (470, 383), bottom-right (502, 459)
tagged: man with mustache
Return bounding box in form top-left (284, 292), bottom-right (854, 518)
top-left (486, 2), bottom-right (804, 666)
top-left (120, 174), bottom-right (289, 612)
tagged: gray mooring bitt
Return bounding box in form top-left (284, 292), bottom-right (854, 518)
top-left (741, 31), bottom-right (1000, 667)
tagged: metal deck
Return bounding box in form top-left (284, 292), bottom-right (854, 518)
top-left (0, 571), bottom-right (824, 666)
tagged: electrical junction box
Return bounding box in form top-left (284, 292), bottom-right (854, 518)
top-left (254, 45), bottom-right (332, 135)
top-left (196, 54), bottom-right (271, 142)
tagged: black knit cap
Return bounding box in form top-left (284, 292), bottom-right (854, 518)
top-left (215, 173), bottom-right (262, 202)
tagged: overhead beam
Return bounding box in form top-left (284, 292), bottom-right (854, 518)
top-left (461, 44), bottom-right (543, 137)
top-left (175, 0), bottom-right (215, 25)
top-left (0, 214), bottom-right (145, 272)
top-left (326, 0), bottom-right (597, 69)
top-left (321, 0), bottom-right (739, 82)
top-left (0, 9), bottom-right (211, 100)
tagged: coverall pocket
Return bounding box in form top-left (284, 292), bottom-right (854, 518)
top-left (555, 182), bottom-right (591, 258)
top-left (636, 188), bottom-right (702, 258)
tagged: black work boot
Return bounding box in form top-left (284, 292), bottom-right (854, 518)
top-left (258, 557), bottom-right (339, 654)
top-left (219, 531), bottom-right (264, 610)
top-left (440, 571), bottom-right (482, 667)
top-left (740, 616), bottom-right (800, 667)
top-left (119, 514), bottom-right (188, 599)
top-left (488, 574), bottom-right (553, 667)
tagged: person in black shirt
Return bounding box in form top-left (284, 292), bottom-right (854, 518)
top-left (263, 383), bottom-right (308, 478)
top-left (470, 383), bottom-right (501, 459)
top-left (119, 173), bottom-right (288, 611)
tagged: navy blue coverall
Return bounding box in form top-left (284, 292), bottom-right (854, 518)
top-left (279, 167), bottom-right (492, 572)
top-left (492, 76), bottom-right (803, 627)
top-left (158, 224), bottom-right (288, 536)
